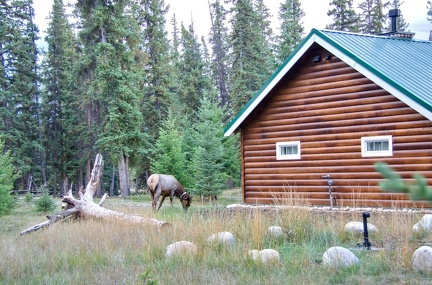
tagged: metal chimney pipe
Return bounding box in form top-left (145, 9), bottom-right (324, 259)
top-left (388, 9), bottom-right (400, 33)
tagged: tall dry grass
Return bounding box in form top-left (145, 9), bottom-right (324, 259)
top-left (0, 192), bottom-right (431, 285)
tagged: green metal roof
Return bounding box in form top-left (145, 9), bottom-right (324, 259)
top-left (224, 29), bottom-right (432, 136)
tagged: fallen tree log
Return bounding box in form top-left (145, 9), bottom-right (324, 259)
top-left (20, 153), bottom-right (169, 236)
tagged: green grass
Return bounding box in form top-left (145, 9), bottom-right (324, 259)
top-left (1, 190), bottom-right (432, 284)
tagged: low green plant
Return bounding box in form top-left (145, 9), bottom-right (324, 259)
top-left (375, 162), bottom-right (432, 201)
top-left (139, 269), bottom-right (158, 285)
top-left (24, 192), bottom-right (33, 203)
top-left (35, 186), bottom-right (56, 212)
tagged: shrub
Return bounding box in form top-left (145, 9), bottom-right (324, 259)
top-left (35, 186), bottom-right (56, 212)
top-left (24, 192), bottom-right (33, 203)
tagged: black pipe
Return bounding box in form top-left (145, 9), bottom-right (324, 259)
top-left (362, 212), bottom-right (372, 250)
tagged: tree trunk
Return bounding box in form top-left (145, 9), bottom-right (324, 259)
top-left (110, 165), bottom-right (115, 197)
top-left (20, 154), bottom-right (169, 236)
top-left (118, 151), bottom-right (130, 197)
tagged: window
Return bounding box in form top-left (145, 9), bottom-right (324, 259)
top-left (361, 136), bottom-right (393, 157)
top-left (276, 141), bottom-right (301, 160)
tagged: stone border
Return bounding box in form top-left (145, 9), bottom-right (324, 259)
top-left (226, 204), bottom-right (432, 214)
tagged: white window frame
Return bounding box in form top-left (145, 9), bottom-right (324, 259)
top-left (361, 135), bottom-right (393, 157)
top-left (276, 141), bottom-right (301, 160)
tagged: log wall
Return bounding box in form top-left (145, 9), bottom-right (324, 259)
top-left (241, 45), bottom-right (432, 208)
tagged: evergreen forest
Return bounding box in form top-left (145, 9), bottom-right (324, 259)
top-left (0, 0), bottom-right (429, 210)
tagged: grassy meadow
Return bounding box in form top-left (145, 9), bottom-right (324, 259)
top-left (1, 189), bottom-right (431, 285)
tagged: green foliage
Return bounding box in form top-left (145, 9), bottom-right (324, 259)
top-left (428, 1), bottom-right (432, 23)
top-left (42, 0), bottom-right (82, 197)
top-left (24, 192), bottom-right (33, 203)
top-left (35, 187), bottom-right (56, 213)
top-left (358, 0), bottom-right (390, 34)
top-left (375, 162), bottom-right (432, 201)
top-left (138, 269), bottom-right (158, 285)
top-left (189, 97), bottom-right (227, 198)
top-left (0, 141), bottom-right (17, 216)
top-left (150, 110), bottom-right (190, 187)
top-left (229, 0), bottom-right (275, 114)
top-left (326, 0), bottom-right (360, 32)
top-left (0, 0), bottom-right (44, 190)
top-left (277, 0), bottom-right (305, 62)
top-left (387, 0), bottom-right (409, 31)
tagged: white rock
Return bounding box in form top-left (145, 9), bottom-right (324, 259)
top-left (247, 249), bottom-right (280, 265)
top-left (323, 246), bottom-right (359, 268)
top-left (207, 231), bottom-right (235, 245)
top-left (267, 226), bottom-right (283, 238)
top-left (413, 214), bottom-right (432, 233)
top-left (344, 222), bottom-right (378, 235)
top-left (165, 241), bottom-right (197, 258)
top-left (412, 246), bottom-right (432, 272)
top-left (248, 249), bottom-right (261, 261)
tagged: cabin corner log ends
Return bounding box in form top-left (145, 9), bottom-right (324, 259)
top-left (20, 154), bottom-right (169, 236)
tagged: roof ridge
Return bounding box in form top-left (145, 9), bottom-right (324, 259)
top-left (318, 29), bottom-right (432, 44)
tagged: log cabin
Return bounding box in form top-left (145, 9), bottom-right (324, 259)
top-left (224, 28), bottom-right (432, 208)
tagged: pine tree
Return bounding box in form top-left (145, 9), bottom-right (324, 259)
top-left (42, 0), bottom-right (81, 197)
top-left (0, 0), bottom-right (44, 190)
top-left (277, 0), bottom-right (305, 62)
top-left (75, 0), bottom-right (147, 197)
top-left (189, 97), bottom-right (226, 199)
top-left (228, 0), bottom-right (275, 115)
top-left (427, 1), bottom-right (432, 22)
top-left (177, 22), bottom-right (210, 112)
top-left (150, 110), bottom-right (190, 187)
top-left (358, 0), bottom-right (389, 34)
top-left (208, 0), bottom-right (231, 111)
top-left (387, 0), bottom-right (409, 31)
top-left (133, 0), bottom-right (176, 133)
top-left (326, 0), bottom-right (359, 32)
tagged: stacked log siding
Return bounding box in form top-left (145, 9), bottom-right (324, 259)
top-left (241, 46), bottom-right (432, 207)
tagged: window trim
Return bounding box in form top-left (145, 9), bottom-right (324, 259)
top-left (361, 135), bottom-right (393, 157)
top-left (276, 141), bottom-right (301, 160)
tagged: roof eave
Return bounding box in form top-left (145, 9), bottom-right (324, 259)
top-left (223, 30), bottom-right (319, 137)
top-left (223, 29), bottom-right (432, 137)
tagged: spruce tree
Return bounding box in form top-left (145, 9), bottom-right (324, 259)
top-left (189, 97), bottom-right (226, 199)
top-left (326, 0), bottom-right (359, 32)
top-left (133, 0), bottom-right (176, 134)
top-left (358, 0), bottom-right (389, 34)
top-left (177, 22), bottom-right (210, 113)
top-left (208, 0), bottom-right (231, 111)
top-left (277, 0), bottom-right (305, 62)
top-left (228, 0), bottom-right (275, 115)
top-left (0, 0), bottom-right (44, 190)
top-left (150, 110), bottom-right (189, 187)
top-left (427, 1), bottom-right (432, 22)
top-left (42, 0), bottom-right (81, 197)
top-left (387, 0), bottom-right (409, 31)
top-left (75, 0), bottom-right (147, 197)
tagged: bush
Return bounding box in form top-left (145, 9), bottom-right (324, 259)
top-left (35, 186), bottom-right (56, 212)
top-left (24, 192), bottom-right (33, 203)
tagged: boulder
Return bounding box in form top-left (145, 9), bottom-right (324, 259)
top-left (207, 231), bottom-right (235, 245)
top-left (344, 221), bottom-right (378, 235)
top-left (247, 249), bottom-right (280, 265)
top-left (267, 226), bottom-right (283, 238)
top-left (413, 214), bottom-right (432, 233)
top-left (322, 246), bottom-right (359, 268)
top-left (412, 246), bottom-right (432, 273)
top-left (165, 241), bottom-right (197, 258)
